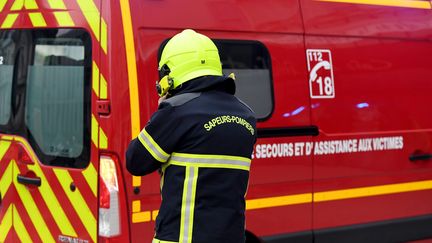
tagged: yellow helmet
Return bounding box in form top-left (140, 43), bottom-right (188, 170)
top-left (157, 29), bottom-right (222, 96)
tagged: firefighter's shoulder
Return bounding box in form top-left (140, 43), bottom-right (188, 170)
top-left (161, 92), bottom-right (201, 107)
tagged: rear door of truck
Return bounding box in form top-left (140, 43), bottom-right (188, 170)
top-left (0, 1), bottom-right (103, 241)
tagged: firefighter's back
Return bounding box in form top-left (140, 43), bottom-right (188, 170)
top-left (155, 76), bottom-right (256, 243)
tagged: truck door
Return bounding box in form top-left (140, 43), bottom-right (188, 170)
top-left (300, 0), bottom-right (432, 241)
top-left (0, 28), bottom-right (97, 242)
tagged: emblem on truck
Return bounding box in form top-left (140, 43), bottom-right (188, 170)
top-left (307, 49), bottom-right (335, 98)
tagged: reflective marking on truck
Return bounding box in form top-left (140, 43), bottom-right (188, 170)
top-left (120, 0), bottom-right (141, 139)
top-left (307, 49), bottom-right (335, 99)
top-left (253, 136), bottom-right (404, 159)
top-left (132, 179), bottom-right (432, 224)
top-left (76, 0), bottom-right (108, 54)
top-left (316, 0), bottom-right (432, 9)
top-left (245, 179), bottom-right (432, 210)
top-left (0, 204), bottom-right (32, 242)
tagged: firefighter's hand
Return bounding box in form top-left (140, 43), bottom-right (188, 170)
top-left (158, 94), bottom-right (167, 106)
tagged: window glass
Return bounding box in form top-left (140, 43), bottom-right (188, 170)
top-left (215, 40), bottom-right (273, 120)
top-left (0, 31), bottom-right (17, 125)
top-left (0, 29), bottom-right (90, 168)
top-left (25, 29), bottom-right (91, 168)
top-left (158, 39), bottom-right (273, 120)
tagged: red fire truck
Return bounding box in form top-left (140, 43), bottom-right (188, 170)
top-left (0, 0), bottom-right (431, 242)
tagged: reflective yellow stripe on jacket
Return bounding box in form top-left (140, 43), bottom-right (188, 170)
top-left (167, 152), bottom-right (251, 243)
top-left (179, 166), bottom-right (199, 243)
top-left (169, 152), bottom-right (251, 171)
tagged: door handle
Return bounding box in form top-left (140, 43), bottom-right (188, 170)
top-left (17, 174), bottom-right (41, 187)
top-left (409, 153), bottom-right (432, 162)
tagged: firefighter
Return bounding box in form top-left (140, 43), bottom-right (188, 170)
top-left (126, 29), bottom-right (257, 243)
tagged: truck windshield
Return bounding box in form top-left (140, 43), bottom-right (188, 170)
top-left (0, 29), bottom-right (91, 169)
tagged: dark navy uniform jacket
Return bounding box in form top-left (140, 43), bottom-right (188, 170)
top-left (126, 75), bottom-right (257, 243)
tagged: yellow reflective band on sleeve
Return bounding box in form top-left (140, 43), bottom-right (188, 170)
top-left (54, 11), bottom-right (75, 26)
top-left (29, 12), bottom-right (47, 27)
top-left (1, 14), bottom-right (18, 29)
top-left (179, 166), bottom-right (198, 243)
top-left (0, 204), bottom-right (12, 242)
top-left (170, 153), bottom-right (251, 171)
top-left (13, 205), bottom-right (32, 243)
top-left (138, 128), bottom-right (170, 162)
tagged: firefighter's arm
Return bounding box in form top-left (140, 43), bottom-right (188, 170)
top-left (126, 138), bottom-right (161, 176)
top-left (126, 104), bottom-right (179, 176)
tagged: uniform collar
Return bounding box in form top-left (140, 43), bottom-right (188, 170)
top-left (169, 75), bottom-right (236, 97)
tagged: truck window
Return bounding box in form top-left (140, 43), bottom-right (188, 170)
top-left (215, 40), bottom-right (273, 120)
top-left (0, 31), bottom-right (17, 125)
top-left (0, 29), bottom-right (91, 168)
top-left (158, 39), bottom-right (273, 120)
